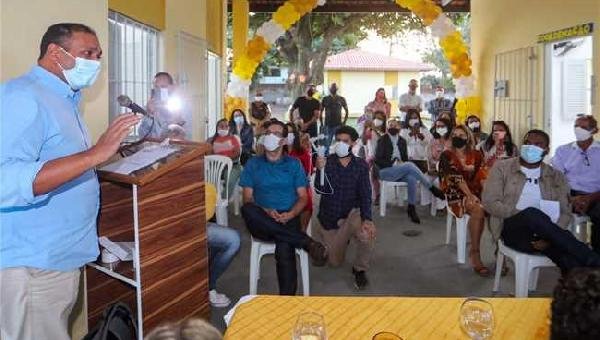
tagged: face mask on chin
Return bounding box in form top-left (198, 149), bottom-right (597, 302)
top-left (57, 47), bottom-right (101, 90)
top-left (263, 133), bottom-right (281, 152)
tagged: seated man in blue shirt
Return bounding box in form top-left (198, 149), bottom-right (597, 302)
top-left (314, 126), bottom-right (376, 290)
top-left (1, 23), bottom-right (140, 340)
top-left (552, 115), bottom-right (600, 253)
top-left (240, 120), bottom-right (327, 295)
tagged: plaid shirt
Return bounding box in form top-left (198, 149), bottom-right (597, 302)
top-left (315, 155), bottom-right (372, 229)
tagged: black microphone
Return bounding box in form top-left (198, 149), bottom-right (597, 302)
top-left (117, 95), bottom-right (148, 115)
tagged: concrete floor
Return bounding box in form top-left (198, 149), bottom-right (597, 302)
top-left (209, 200), bottom-right (561, 333)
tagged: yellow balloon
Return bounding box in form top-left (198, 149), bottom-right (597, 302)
top-left (205, 183), bottom-right (217, 221)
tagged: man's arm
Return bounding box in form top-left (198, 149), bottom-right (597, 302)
top-left (358, 162), bottom-right (373, 221)
top-left (481, 163), bottom-right (516, 218)
top-left (289, 99), bottom-right (299, 122)
top-left (556, 171), bottom-right (573, 228)
top-left (242, 187), bottom-right (254, 204)
top-left (319, 97), bottom-right (326, 126)
top-left (32, 115), bottom-right (141, 196)
top-left (342, 98), bottom-right (349, 124)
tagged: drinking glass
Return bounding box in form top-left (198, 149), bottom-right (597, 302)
top-left (292, 312), bottom-right (327, 340)
top-left (459, 297), bottom-right (494, 340)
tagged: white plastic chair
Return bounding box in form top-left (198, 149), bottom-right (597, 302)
top-left (249, 221), bottom-right (311, 296)
top-left (204, 155), bottom-right (232, 225)
top-left (379, 180), bottom-right (408, 217)
top-left (493, 239), bottom-right (556, 298)
top-left (233, 185), bottom-right (243, 216)
top-left (446, 208), bottom-right (469, 264)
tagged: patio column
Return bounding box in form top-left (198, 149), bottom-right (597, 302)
top-left (232, 0), bottom-right (249, 66)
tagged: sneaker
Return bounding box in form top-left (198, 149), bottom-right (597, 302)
top-left (307, 240), bottom-right (328, 267)
top-left (352, 268), bottom-right (368, 290)
top-left (209, 289), bottom-right (231, 308)
top-left (429, 186), bottom-right (446, 200)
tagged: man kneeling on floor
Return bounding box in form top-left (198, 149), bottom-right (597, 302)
top-left (240, 119), bottom-right (327, 295)
top-left (315, 126), bottom-right (376, 290)
top-left (482, 129), bottom-right (600, 274)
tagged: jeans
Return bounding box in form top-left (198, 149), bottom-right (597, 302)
top-left (323, 125), bottom-right (341, 154)
top-left (241, 203), bottom-right (310, 295)
top-left (378, 162), bottom-right (433, 205)
top-left (207, 223), bottom-right (241, 290)
top-left (502, 207), bottom-right (600, 273)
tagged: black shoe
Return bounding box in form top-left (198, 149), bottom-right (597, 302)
top-left (429, 186), bottom-right (446, 200)
top-left (352, 267), bottom-right (368, 290)
top-left (307, 240), bottom-right (328, 267)
top-left (407, 204), bottom-right (421, 224)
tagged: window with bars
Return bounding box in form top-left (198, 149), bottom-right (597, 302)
top-left (108, 11), bottom-right (160, 131)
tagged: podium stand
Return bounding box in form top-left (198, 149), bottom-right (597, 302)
top-left (86, 141), bottom-right (210, 339)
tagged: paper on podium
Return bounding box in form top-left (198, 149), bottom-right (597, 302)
top-left (100, 143), bottom-right (179, 175)
top-left (540, 200), bottom-right (560, 223)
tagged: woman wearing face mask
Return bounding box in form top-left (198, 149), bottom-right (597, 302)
top-left (285, 123), bottom-right (313, 230)
top-left (400, 109), bottom-right (432, 173)
top-left (208, 118), bottom-right (242, 198)
top-left (363, 111), bottom-right (387, 203)
top-left (424, 118), bottom-right (452, 212)
top-left (439, 125), bottom-right (489, 277)
top-left (478, 120), bottom-right (518, 169)
top-left (466, 115), bottom-right (489, 145)
top-left (229, 109), bottom-right (254, 165)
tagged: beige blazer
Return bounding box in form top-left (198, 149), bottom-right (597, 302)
top-left (482, 157), bottom-right (572, 242)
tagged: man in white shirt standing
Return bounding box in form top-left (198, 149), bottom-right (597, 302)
top-left (398, 79), bottom-right (423, 121)
top-left (482, 130), bottom-right (600, 274)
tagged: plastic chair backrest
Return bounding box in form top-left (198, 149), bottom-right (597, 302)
top-left (204, 155), bottom-right (233, 201)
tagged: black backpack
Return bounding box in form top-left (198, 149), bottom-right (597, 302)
top-left (84, 302), bottom-right (137, 340)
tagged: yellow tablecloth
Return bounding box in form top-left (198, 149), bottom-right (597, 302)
top-left (224, 296), bottom-right (551, 340)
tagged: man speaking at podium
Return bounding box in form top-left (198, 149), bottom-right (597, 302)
top-left (0, 23), bottom-right (139, 340)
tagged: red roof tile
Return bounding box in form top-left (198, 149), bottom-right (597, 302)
top-left (324, 49), bottom-right (434, 72)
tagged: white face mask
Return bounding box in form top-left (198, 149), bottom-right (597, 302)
top-left (263, 133), bottom-right (281, 152)
top-left (217, 129), bottom-right (229, 137)
top-left (409, 119), bottom-right (420, 128)
top-left (468, 121), bottom-right (480, 130)
top-left (287, 134), bottom-right (295, 145)
top-left (234, 116), bottom-right (244, 125)
top-left (160, 88), bottom-right (170, 102)
top-left (255, 96), bottom-right (263, 102)
top-left (436, 91), bottom-right (444, 98)
top-left (57, 47), bottom-right (101, 90)
top-left (334, 141), bottom-right (350, 158)
top-left (574, 126), bottom-right (593, 142)
top-left (436, 127), bottom-right (448, 136)
top-left (373, 119), bottom-right (383, 127)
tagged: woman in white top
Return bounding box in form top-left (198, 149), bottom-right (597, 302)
top-left (400, 109), bottom-right (432, 173)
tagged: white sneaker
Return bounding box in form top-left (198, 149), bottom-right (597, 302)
top-left (209, 289), bottom-right (231, 308)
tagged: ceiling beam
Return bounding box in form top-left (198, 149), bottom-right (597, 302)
top-left (227, 1), bottom-right (470, 13)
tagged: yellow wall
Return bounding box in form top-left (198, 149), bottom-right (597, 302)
top-left (207, 0), bottom-right (226, 55)
top-left (108, 0), bottom-right (165, 30)
top-left (326, 70), bottom-right (342, 88)
top-left (340, 71), bottom-right (385, 116)
top-left (0, 0), bottom-right (109, 148)
top-left (471, 0), bottom-right (599, 130)
top-left (163, 0), bottom-right (207, 73)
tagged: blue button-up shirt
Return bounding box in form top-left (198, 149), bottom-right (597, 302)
top-left (239, 155), bottom-right (307, 211)
top-left (552, 140), bottom-right (600, 193)
top-left (0, 66), bottom-right (100, 271)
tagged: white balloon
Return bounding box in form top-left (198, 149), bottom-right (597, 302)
top-left (256, 21), bottom-right (285, 44)
top-left (317, 0), bottom-right (327, 6)
top-left (430, 15), bottom-right (455, 38)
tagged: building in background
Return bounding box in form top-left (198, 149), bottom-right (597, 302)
top-left (323, 49), bottom-right (433, 119)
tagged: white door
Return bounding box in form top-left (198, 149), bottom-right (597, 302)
top-left (207, 52), bottom-right (222, 138)
top-left (545, 36), bottom-right (593, 153)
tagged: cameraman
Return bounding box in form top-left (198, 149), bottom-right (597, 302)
top-left (139, 72), bottom-right (187, 139)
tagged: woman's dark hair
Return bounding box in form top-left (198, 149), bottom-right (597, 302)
top-left (39, 23), bottom-right (96, 60)
top-left (374, 87), bottom-right (387, 103)
top-left (551, 268), bottom-right (600, 340)
top-left (483, 120), bottom-right (515, 156)
top-left (209, 118), bottom-right (229, 144)
top-left (285, 123), bottom-right (303, 154)
top-left (403, 108), bottom-right (425, 129)
top-left (465, 114), bottom-right (480, 125)
top-left (229, 109), bottom-right (250, 134)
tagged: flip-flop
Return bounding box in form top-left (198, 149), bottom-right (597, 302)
top-left (473, 265), bottom-right (492, 277)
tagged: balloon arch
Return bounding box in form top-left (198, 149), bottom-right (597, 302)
top-left (225, 0), bottom-right (480, 122)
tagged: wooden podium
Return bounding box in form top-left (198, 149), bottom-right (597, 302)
top-left (86, 141), bottom-right (210, 339)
